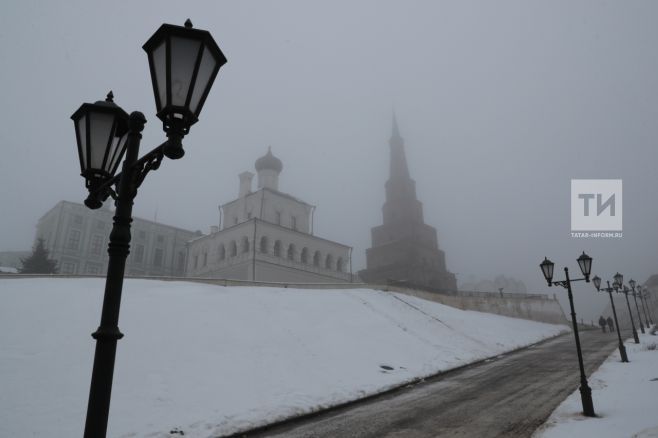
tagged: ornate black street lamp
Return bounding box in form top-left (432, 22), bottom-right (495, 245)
top-left (539, 252), bottom-right (595, 417)
top-left (592, 276), bottom-right (629, 362)
top-left (643, 287), bottom-right (655, 325)
top-left (628, 279), bottom-right (646, 333)
top-left (636, 284), bottom-right (653, 329)
top-left (71, 20), bottom-right (226, 438)
top-left (612, 275), bottom-right (640, 344)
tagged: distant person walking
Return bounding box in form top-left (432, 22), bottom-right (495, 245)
top-left (607, 316), bottom-right (614, 333)
top-left (599, 316), bottom-right (607, 333)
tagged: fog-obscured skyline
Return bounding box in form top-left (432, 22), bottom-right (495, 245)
top-left (2, 1), bottom-right (658, 319)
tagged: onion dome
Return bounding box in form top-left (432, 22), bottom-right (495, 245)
top-left (255, 146), bottom-right (283, 173)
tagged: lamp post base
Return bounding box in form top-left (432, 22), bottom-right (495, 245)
top-left (619, 342), bottom-right (629, 363)
top-left (579, 383), bottom-right (595, 417)
top-left (632, 329), bottom-right (640, 344)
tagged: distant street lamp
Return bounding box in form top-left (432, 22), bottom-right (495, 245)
top-left (611, 275), bottom-right (640, 344)
top-left (539, 252), bottom-right (595, 417)
top-left (71, 19), bottom-right (226, 438)
top-left (628, 279), bottom-right (646, 334)
top-left (638, 285), bottom-right (653, 326)
top-left (592, 276), bottom-right (629, 363)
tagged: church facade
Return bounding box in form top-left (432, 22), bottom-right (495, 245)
top-left (359, 117), bottom-right (457, 292)
top-left (186, 148), bottom-right (353, 283)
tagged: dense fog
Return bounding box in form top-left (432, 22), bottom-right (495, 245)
top-left (2, 1), bottom-right (657, 320)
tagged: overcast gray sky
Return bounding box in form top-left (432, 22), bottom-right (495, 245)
top-left (1, 1), bottom-right (657, 319)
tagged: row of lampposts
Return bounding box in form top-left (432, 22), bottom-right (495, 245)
top-left (540, 252), bottom-right (656, 418)
top-left (71, 20), bottom-right (226, 438)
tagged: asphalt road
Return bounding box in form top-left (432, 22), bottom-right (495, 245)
top-left (239, 329), bottom-right (621, 438)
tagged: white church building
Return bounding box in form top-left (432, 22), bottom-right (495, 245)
top-left (186, 148), bottom-right (353, 283)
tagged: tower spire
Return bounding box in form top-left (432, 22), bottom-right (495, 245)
top-left (389, 113), bottom-right (409, 181)
top-left (392, 111), bottom-right (401, 139)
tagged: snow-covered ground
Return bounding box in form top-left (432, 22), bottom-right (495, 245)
top-left (1, 278), bottom-right (568, 437)
top-left (535, 331), bottom-right (658, 438)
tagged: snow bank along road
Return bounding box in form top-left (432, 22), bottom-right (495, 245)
top-left (242, 330), bottom-right (620, 438)
top-left (0, 278), bottom-right (567, 437)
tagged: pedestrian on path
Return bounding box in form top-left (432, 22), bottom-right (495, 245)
top-left (599, 316), bottom-right (607, 333)
top-left (607, 316), bottom-right (614, 333)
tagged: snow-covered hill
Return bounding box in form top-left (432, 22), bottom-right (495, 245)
top-left (0, 278), bottom-right (568, 437)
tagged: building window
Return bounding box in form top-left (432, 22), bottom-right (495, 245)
top-left (67, 230), bottom-right (81, 250)
top-left (61, 262), bottom-right (76, 274)
top-left (275, 211), bottom-right (281, 225)
top-left (337, 257), bottom-right (344, 272)
top-left (86, 264), bottom-right (101, 275)
top-left (273, 240), bottom-right (282, 257)
top-left (193, 254), bottom-right (198, 269)
top-left (325, 254), bottom-right (333, 270)
top-left (301, 247), bottom-right (309, 264)
top-left (313, 251), bottom-right (321, 267)
top-left (218, 244), bottom-right (226, 261)
top-left (291, 216), bottom-right (297, 231)
top-left (260, 236), bottom-right (268, 253)
top-left (138, 230), bottom-right (146, 239)
top-left (241, 237), bottom-right (250, 253)
top-left (134, 244), bottom-right (145, 263)
top-left (95, 220), bottom-right (105, 230)
top-left (203, 252), bottom-right (207, 267)
top-left (157, 234), bottom-right (165, 244)
top-left (247, 211), bottom-right (252, 219)
top-left (230, 241), bottom-right (237, 257)
top-left (177, 252), bottom-right (185, 271)
top-left (90, 235), bottom-right (103, 255)
top-left (154, 248), bottom-right (164, 267)
top-left (287, 244), bottom-right (295, 261)
top-left (73, 214), bottom-right (83, 225)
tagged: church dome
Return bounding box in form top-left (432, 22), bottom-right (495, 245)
top-left (255, 147), bottom-right (283, 173)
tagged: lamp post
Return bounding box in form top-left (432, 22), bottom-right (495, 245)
top-left (539, 252), bottom-right (595, 417)
top-left (612, 274), bottom-right (640, 344)
top-left (71, 20), bottom-right (226, 438)
top-left (638, 286), bottom-right (654, 326)
top-left (592, 276), bottom-right (629, 362)
top-left (628, 279), bottom-right (646, 333)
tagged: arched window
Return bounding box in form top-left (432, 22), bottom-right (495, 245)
top-left (260, 236), bottom-right (268, 253)
top-left (325, 254), bottom-right (333, 270)
top-left (241, 236), bottom-right (250, 253)
top-left (230, 241), bottom-right (237, 257)
top-left (203, 252), bottom-right (208, 267)
top-left (336, 257), bottom-right (343, 272)
top-left (273, 240), bottom-right (282, 257)
top-left (301, 247), bottom-right (309, 264)
top-left (218, 244), bottom-right (225, 261)
top-left (287, 244), bottom-right (295, 261)
top-left (313, 251), bottom-right (321, 267)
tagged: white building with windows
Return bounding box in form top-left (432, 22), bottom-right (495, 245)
top-left (35, 201), bottom-right (199, 276)
top-left (186, 148), bottom-right (353, 283)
